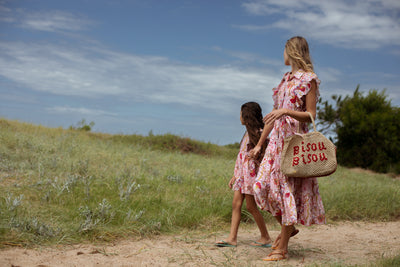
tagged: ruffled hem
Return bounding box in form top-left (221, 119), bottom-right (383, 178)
top-left (253, 172), bottom-right (326, 226)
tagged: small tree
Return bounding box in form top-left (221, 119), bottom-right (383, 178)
top-left (317, 86), bottom-right (400, 174)
top-left (69, 119), bottom-right (95, 132)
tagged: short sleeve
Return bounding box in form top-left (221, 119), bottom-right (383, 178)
top-left (291, 72), bottom-right (320, 109)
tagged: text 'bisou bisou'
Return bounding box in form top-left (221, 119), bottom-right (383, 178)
top-left (291, 141), bottom-right (328, 166)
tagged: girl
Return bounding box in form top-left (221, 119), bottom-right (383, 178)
top-left (215, 102), bottom-right (272, 248)
top-left (250, 36), bottom-right (325, 261)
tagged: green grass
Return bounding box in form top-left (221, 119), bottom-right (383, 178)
top-left (109, 130), bottom-right (239, 158)
top-left (0, 118), bottom-right (399, 247)
top-left (320, 167), bottom-right (400, 221)
top-left (374, 254), bottom-right (400, 267)
top-left (307, 254), bottom-right (400, 267)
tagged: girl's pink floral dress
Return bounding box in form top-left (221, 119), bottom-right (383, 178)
top-left (253, 70), bottom-right (326, 226)
top-left (232, 132), bottom-right (258, 195)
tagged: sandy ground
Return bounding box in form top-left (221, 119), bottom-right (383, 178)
top-left (1, 221), bottom-right (399, 267)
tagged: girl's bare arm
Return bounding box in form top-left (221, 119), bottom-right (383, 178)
top-left (249, 120), bottom-right (274, 158)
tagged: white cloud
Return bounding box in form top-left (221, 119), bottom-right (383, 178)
top-left (0, 42), bottom-right (126, 97)
top-left (0, 4), bottom-right (93, 33)
top-left (241, 0), bottom-right (400, 49)
top-left (47, 106), bottom-right (117, 116)
top-left (19, 10), bottom-right (93, 33)
top-left (0, 41), bottom-right (279, 113)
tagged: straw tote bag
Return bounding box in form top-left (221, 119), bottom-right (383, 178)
top-left (281, 112), bottom-right (337, 178)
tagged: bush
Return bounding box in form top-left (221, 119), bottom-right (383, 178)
top-left (318, 87), bottom-right (400, 174)
top-left (69, 119), bottom-right (95, 131)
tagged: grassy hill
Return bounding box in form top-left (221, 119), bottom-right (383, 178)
top-left (1, 118), bottom-right (399, 247)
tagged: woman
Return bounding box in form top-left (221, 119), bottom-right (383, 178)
top-left (251, 36), bottom-right (326, 261)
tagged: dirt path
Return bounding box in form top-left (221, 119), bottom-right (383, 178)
top-left (1, 221), bottom-right (400, 267)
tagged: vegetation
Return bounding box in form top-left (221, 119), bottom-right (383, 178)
top-left (69, 119), bottom-right (95, 131)
top-left (0, 118), bottom-right (399, 248)
top-left (375, 254), bottom-right (400, 267)
top-left (308, 254), bottom-right (400, 267)
top-left (317, 87), bottom-right (400, 174)
top-left (110, 130), bottom-right (238, 159)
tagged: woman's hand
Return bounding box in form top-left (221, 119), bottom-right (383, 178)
top-left (228, 176), bottom-right (236, 189)
top-left (263, 108), bottom-right (288, 125)
top-left (250, 145), bottom-right (261, 159)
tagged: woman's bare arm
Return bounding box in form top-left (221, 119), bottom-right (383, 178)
top-left (263, 80), bottom-right (318, 125)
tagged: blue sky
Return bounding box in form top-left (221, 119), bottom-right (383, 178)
top-left (1, 0), bottom-right (399, 145)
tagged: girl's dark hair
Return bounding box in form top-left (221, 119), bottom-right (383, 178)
top-left (241, 102), bottom-right (267, 162)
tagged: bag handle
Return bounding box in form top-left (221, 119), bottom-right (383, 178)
top-left (297, 111), bottom-right (317, 133)
top-left (307, 111), bottom-right (317, 132)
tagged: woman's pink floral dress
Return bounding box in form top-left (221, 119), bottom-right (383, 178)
top-left (232, 132), bottom-right (258, 195)
top-left (253, 70), bottom-right (326, 226)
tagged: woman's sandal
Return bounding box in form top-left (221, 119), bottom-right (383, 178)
top-left (271, 227), bottom-right (299, 250)
top-left (262, 249), bottom-right (288, 261)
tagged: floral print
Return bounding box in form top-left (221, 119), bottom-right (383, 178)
top-left (232, 132), bottom-right (258, 195)
top-left (253, 70), bottom-right (326, 226)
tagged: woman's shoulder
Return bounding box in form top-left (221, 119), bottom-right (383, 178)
top-left (296, 70), bottom-right (320, 85)
top-left (294, 69), bottom-right (316, 78)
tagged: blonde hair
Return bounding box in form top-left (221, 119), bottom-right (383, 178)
top-left (285, 36), bottom-right (314, 72)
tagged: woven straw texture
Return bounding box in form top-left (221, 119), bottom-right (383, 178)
top-left (281, 113), bottom-right (337, 178)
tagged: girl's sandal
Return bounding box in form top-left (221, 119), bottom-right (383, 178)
top-left (271, 227), bottom-right (299, 250)
top-left (262, 250), bottom-right (288, 261)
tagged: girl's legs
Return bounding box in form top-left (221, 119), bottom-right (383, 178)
top-left (244, 194), bottom-right (271, 244)
top-left (216, 190), bottom-right (244, 245)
